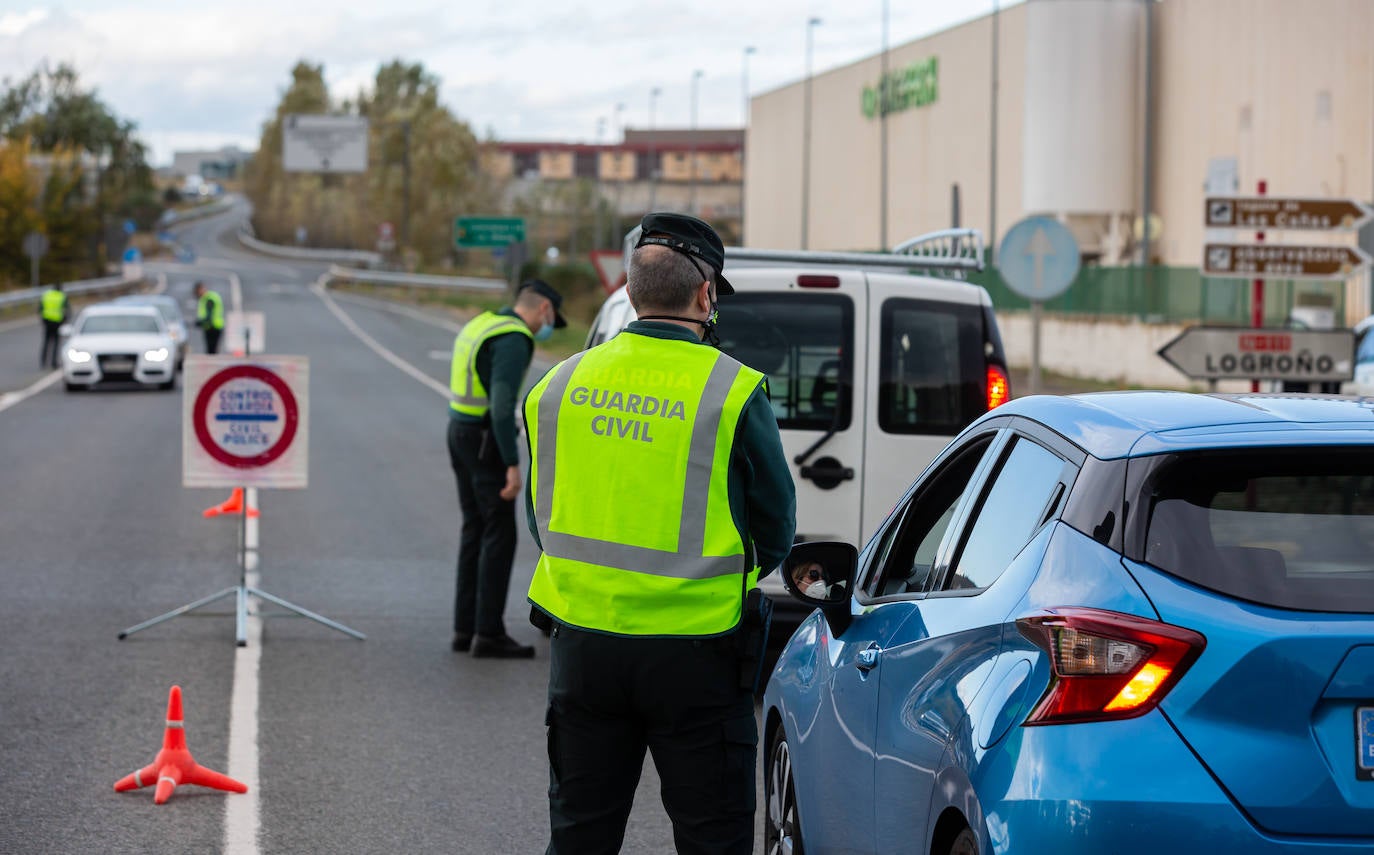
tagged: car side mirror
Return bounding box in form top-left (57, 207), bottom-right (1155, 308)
top-left (59, 324), bottom-right (72, 338)
top-left (781, 541), bottom-right (857, 635)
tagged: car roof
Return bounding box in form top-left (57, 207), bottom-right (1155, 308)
top-left (991, 391), bottom-right (1374, 459)
top-left (81, 304), bottom-right (162, 316)
top-left (114, 294), bottom-right (178, 306)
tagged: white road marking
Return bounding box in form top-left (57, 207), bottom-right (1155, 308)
top-left (0, 371), bottom-right (62, 414)
top-left (230, 273), bottom-right (243, 314)
top-left (428, 350), bottom-right (451, 361)
top-left (194, 256), bottom-right (302, 280)
top-left (328, 291), bottom-right (464, 333)
top-left (224, 487), bottom-right (261, 853)
top-left (152, 273), bottom-right (168, 295)
top-left (311, 279), bottom-right (449, 399)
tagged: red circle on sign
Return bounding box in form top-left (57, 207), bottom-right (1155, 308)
top-left (193, 365), bottom-right (299, 468)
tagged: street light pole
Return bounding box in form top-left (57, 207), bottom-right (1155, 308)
top-left (880, 1), bottom-right (889, 251)
top-left (690, 69), bottom-right (703, 216)
top-left (649, 86), bottom-right (662, 213)
top-left (802, 17), bottom-right (822, 249)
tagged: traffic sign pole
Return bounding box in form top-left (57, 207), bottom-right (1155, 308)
top-left (1252, 179), bottom-right (1266, 392)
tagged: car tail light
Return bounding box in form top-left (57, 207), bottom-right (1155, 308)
top-left (1016, 608), bottom-right (1205, 725)
top-left (796, 275), bottom-right (840, 288)
top-left (986, 364), bottom-right (1010, 410)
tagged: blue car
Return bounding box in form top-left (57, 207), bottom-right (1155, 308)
top-left (763, 392), bottom-right (1374, 854)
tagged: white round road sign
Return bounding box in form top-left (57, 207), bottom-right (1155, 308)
top-left (183, 356), bottom-right (309, 489)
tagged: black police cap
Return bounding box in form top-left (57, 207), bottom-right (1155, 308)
top-left (519, 279), bottom-right (567, 328)
top-left (635, 212), bottom-right (734, 295)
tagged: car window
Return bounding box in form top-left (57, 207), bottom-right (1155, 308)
top-left (1143, 448), bottom-right (1374, 613)
top-left (717, 293), bottom-right (853, 431)
top-left (79, 315), bottom-right (161, 334)
top-left (944, 437), bottom-right (1070, 591)
top-left (1357, 330), bottom-right (1374, 364)
top-left (867, 434), bottom-right (997, 598)
top-left (879, 298), bottom-right (987, 435)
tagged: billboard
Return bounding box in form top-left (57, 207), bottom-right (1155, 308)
top-left (282, 114), bottom-right (368, 174)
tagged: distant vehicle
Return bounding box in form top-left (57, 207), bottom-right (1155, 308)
top-left (765, 391), bottom-right (1374, 854)
top-left (586, 229), bottom-right (1009, 618)
top-left (62, 305), bottom-right (177, 392)
top-left (113, 294), bottom-right (189, 370)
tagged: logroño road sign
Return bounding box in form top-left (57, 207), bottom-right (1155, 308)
top-left (454, 217), bottom-right (525, 248)
top-left (1205, 197), bottom-right (1373, 231)
top-left (1203, 243), bottom-right (1372, 280)
top-left (1157, 326), bottom-right (1354, 382)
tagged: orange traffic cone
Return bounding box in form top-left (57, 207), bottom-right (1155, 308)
top-left (202, 487), bottom-right (259, 519)
top-left (113, 685), bottom-right (247, 805)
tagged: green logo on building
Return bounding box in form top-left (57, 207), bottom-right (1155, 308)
top-left (862, 57), bottom-right (938, 119)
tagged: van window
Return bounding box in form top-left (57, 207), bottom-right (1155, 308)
top-left (717, 294), bottom-right (853, 431)
top-left (878, 298), bottom-right (986, 435)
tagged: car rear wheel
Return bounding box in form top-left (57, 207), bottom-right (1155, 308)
top-left (764, 727), bottom-right (803, 855)
top-left (946, 828), bottom-right (977, 855)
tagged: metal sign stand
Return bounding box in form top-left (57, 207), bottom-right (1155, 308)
top-left (119, 330), bottom-right (364, 646)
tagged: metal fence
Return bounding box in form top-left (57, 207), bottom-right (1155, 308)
top-left (0, 273), bottom-right (145, 312)
top-left (324, 265), bottom-right (505, 292)
top-left (971, 260), bottom-right (1348, 326)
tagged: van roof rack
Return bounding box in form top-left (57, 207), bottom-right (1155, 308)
top-left (623, 226), bottom-right (985, 279)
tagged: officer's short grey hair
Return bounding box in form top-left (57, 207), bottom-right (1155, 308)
top-left (626, 244), bottom-right (709, 314)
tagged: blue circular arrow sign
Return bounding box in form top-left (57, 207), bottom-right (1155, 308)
top-left (998, 216), bottom-right (1081, 301)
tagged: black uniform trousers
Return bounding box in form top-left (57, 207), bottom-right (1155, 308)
top-left (40, 320), bottom-right (61, 369)
top-left (545, 624), bottom-right (757, 855)
top-left (447, 419), bottom-right (517, 637)
top-left (203, 327), bottom-right (222, 355)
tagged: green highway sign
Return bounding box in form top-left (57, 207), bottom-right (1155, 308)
top-left (455, 217), bottom-right (526, 248)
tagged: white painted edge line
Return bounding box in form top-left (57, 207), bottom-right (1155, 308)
top-left (310, 278), bottom-right (449, 399)
top-left (327, 290), bottom-right (464, 333)
top-left (153, 272), bottom-right (168, 295)
top-left (224, 563), bottom-right (262, 855)
top-left (245, 488), bottom-right (259, 572)
top-left (0, 370), bottom-right (62, 414)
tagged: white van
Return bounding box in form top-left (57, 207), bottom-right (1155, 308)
top-left (586, 230), bottom-right (1012, 608)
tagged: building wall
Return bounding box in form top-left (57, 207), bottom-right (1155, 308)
top-left (746, 5), bottom-right (1028, 252)
top-left (1153, 0), bottom-right (1374, 269)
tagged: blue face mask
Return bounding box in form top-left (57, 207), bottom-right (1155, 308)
top-left (533, 322), bottom-right (554, 342)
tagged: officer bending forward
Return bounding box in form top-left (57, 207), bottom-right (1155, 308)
top-left (524, 212), bottom-right (796, 854)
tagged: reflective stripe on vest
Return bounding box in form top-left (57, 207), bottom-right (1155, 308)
top-left (449, 312), bottom-right (532, 416)
top-left (40, 290), bottom-right (66, 323)
top-left (525, 333), bottom-right (766, 636)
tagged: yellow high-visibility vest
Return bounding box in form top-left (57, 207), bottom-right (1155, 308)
top-left (197, 290), bottom-right (224, 330)
top-left (449, 311), bottom-right (534, 417)
top-left (40, 289), bottom-right (66, 323)
top-left (526, 331), bottom-right (766, 637)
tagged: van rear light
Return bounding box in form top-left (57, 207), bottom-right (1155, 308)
top-left (1016, 608), bottom-right (1205, 725)
top-left (986, 364), bottom-right (1010, 409)
top-left (796, 275), bottom-right (840, 288)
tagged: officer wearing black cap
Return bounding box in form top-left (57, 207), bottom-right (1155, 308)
top-left (447, 279), bottom-right (565, 658)
top-left (523, 213), bottom-right (796, 852)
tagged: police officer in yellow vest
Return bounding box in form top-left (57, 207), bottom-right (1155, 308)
top-left (449, 279), bottom-right (566, 659)
top-left (193, 281), bottom-right (225, 354)
top-left (524, 213), bottom-right (796, 854)
top-left (39, 283), bottom-right (68, 369)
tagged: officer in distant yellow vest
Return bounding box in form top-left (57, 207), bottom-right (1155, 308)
top-left (193, 281), bottom-right (225, 354)
top-left (448, 279), bottom-right (565, 659)
top-left (524, 213), bottom-right (796, 854)
top-left (38, 283), bottom-right (68, 369)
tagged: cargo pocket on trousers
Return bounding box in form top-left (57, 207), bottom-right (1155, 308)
top-left (545, 706), bottom-right (562, 799)
top-left (721, 715), bottom-right (758, 813)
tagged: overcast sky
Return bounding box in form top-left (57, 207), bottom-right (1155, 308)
top-left (2, 1), bottom-right (1016, 166)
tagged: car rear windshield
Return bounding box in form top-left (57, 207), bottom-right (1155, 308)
top-left (1143, 448), bottom-right (1374, 612)
top-left (716, 293), bottom-right (853, 431)
top-left (878, 298), bottom-right (987, 435)
top-left (80, 315), bottom-right (161, 334)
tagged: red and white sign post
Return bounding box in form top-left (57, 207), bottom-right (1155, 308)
top-left (120, 354), bottom-right (364, 646)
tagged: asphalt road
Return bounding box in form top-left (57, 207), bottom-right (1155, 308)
top-left (0, 204), bottom-right (755, 853)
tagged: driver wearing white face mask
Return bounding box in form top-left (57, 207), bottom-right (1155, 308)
top-left (792, 561), bottom-right (832, 600)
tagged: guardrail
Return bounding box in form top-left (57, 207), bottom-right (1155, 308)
top-left (0, 272), bottom-right (147, 312)
top-left (323, 265), bottom-right (506, 292)
top-left (239, 230), bottom-right (384, 267)
top-left (159, 198), bottom-right (235, 228)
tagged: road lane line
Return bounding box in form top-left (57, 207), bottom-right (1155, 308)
top-left (153, 272), bottom-right (168, 295)
top-left (224, 563), bottom-right (262, 855)
top-left (311, 279), bottom-right (449, 399)
top-left (230, 273), bottom-right (244, 314)
top-left (245, 488), bottom-right (259, 571)
top-left (0, 371), bottom-right (61, 413)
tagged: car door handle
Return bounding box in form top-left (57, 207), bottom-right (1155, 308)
top-left (856, 646), bottom-right (882, 672)
top-left (799, 461), bottom-right (855, 482)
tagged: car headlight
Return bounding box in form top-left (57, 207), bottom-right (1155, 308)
top-left (144, 347), bottom-right (170, 362)
top-left (66, 348), bottom-right (92, 364)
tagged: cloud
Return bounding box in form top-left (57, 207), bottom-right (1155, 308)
top-left (0, 0), bottom-right (1011, 164)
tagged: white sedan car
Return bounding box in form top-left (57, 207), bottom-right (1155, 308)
top-left (62, 305), bottom-right (178, 392)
